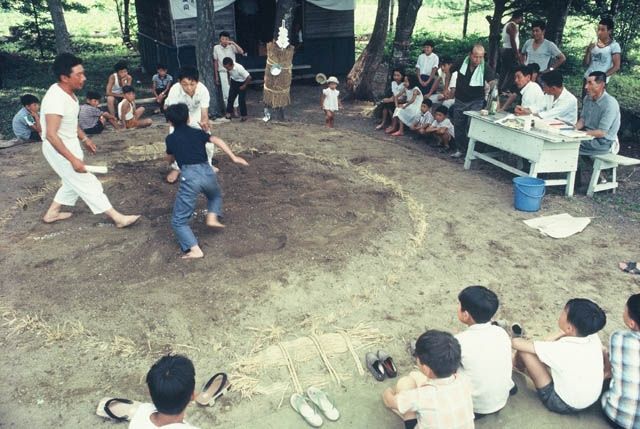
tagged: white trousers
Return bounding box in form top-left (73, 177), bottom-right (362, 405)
top-left (42, 141), bottom-right (112, 214)
top-left (219, 70), bottom-right (239, 108)
top-left (169, 125), bottom-right (215, 171)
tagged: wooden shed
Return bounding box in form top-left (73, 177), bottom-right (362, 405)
top-left (135, 0), bottom-right (355, 78)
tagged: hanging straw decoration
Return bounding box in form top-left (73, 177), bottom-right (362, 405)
top-left (263, 41), bottom-right (295, 109)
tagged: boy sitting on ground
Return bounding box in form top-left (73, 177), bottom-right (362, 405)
top-left (512, 298), bottom-right (607, 414)
top-left (423, 106), bottom-right (454, 150)
top-left (152, 64), bottom-right (173, 113)
top-left (383, 330), bottom-right (474, 429)
top-left (602, 293), bottom-right (640, 429)
top-left (79, 91), bottom-right (120, 135)
top-left (164, 103), bottom-right (248, 259)
top-left (118, 86), bottom-right (152, 129)
top-left (410, 99), bottom-right (434, 134)
top-left (12, 94), bottom-right (41, 142)
top-left (455, 285), bottom-right (515, 418)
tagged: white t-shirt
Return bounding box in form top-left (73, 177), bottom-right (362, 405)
top-left (165, 82), bottom-right (210, 128)
top-left (521, 39), bottom-right (562, 71)
top-left (391, 81), bottom-right (406, 97)
top-left (455, 323), bottom-right (514, 414)
top-left (416, 53), bottom-right (439, 77)
top-left (228, 63), bottom-right (250, 82)
top-left (40, 83), bottom-right (82, 159)
top-left (213, 43), bottom-right (240, 70)
top-left (534, 334), bottom-right (604, 409)
top-left (537, 87), bottom-right (578, 124)
top-left (519, 81), bottom-right (546, 113)
top-left (430, 117), bottom-right (455, 138)
top-left (584, 41), bottom-right (622, 80)
top-left (322, 87), bottom-right (340, 111)
top-left (501, 21), bottom-right (519, 50)
top-left (129, 403), bottom-right (199, 429)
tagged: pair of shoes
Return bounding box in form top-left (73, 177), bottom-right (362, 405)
top-left (450, 150), bottom-right (463, 158)
top-left (290, 387), bottom-right (340, 427)
top-left (365, 350), bottom-right (397, 381)
top-left (195, 372), bottom-right (231, 406)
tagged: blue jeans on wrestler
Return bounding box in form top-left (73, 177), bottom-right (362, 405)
top-left (171, 163), bottom-right (223, 252)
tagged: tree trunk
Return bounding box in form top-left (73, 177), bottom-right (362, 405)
top-left (463, 0), bottom-right (470, 37)
top-left (196, 0), bottom-right (222, 116)
top-left (346, 0), bottom-right (391, 100)
top-left (544, 0), bottom-right (572, 47)
top-left (389, 0), bottom-right (395, 33)
top-left (487, 0), bottom-right (508, 70)
top-left (47, 0), bottom-right (73, 54)
top-left (123, 0), bottom-right (131, 47)
top-left (390, 0), bottom-right (422, 71)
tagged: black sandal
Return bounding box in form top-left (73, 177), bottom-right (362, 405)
top-left (195, 372), bottom-right (230, 406)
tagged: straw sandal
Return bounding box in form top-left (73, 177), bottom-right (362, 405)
top-left (290, 393), bottom-right (323, 427)
top-left (307, 387), bottom-right (339, 422)
top-left (96, 397), bottom-right (140, 421)
top-left (195, 372), bottom-right (231, 406)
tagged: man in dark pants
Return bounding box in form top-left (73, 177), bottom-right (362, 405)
top-left (223, 57), bottom-right (252, 121)
top-left (499, 10), bottom-right (524, 93)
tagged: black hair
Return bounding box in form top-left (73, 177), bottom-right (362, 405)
top-left (222, 57), bottom-right (234, 66)
top-left (53, 53), bottom-right (82, 81)
top-left (86, 91), bottom-right (101, 101)
top-left (157, 64), bottom-right (168, 70)
top-left (177, 65), bottom-right (199, 82)
top-left (528, 62), bottom-right (541, 74)
top-left (219, 31), bottom-right (231, 39)
top-left (406, 73), bottom-right (420, 89)
top-left (458, 285), bottom-right (498, 323)
top-left (439, 56), bottom-right (453, 65)
top-left (415, 330), bottom-right (461, 378)
top-left (588, 71), bottom-right (607, 84)
top-left (512, 9), bottom-right (524, 18)
top-left (565, 298), bottom-right (606, 337)
top-left (146, 354), bottom-right (195, 415)
top-left (20, 94), bottom-right (39, 106)
top-left (122, 85), bottom-right (135, 94)
top-left (114, 60), bottom-right (128, 72)
top-left (599, 17), bottom-right (614, 32)
top-left (532, 20), bottom-right (546, 31)
top-left (392, 68), bottom-right (406, 78)
top-left (165, 103), bottom-right (190, 127)
top-left (514, 64), bottom-right (532, 77)
top-left (422, 98), bottom-right (433, 107)
top-left (423, 40), bottom-right (435, 48)
top-left (435, 105), bottom-right (449, 116)
top-left (627, 294), bottom-right (640, 327)
top-left (541, 69), bottom-right (563, 87)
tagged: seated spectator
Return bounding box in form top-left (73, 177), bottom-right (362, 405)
top-left (513, 65), bottom-right (546, 116)
top-left (118, 86), bottom-right (152, 129)
top-left (439, 71), bottom-right (457, 109)
top-left (602, 293), bottom-right (640, 429)
top-left (415, 41), bottom-right (439, 95)
top-left (534, 70), bottom-right (578, 124)
top-left (427, 57), bottom-right (453, 105)
top-left (387, 74), bottom-right (423, 137)
top-left (382, 330), bottom-right (474, 429)
top-left (152, 64), bottom-right (173, 113)
top-left (423, 105), bottom-right (454, 151)
top-left (512, 298), bottom-right (607, 414)
top-left (12, 94), bottom-right (41, 142)
top-left (577, 71), bottom-right (620, 156)
top-left (79, 91), bottom-right (120, 135)
top-left (106, 60), bottom-right (132, 118)
top-left (376, 68), bottom-right (407, 130)
top-left (410, 99), bottom-right (434, 134)
top-left (501, 63), bottom-right (541, 112)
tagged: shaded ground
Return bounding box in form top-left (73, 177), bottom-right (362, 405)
top-left (0, 83), bottom-right (638, 429)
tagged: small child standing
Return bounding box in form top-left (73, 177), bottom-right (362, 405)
top-left (118, 86), bottom-right (152, 129)
top-left (602, 293), bottom-right (640, 429)
top-left (79, 91), bottom-right (120, 134)
top-left (164, 103), bottom-right (248, 259)
top-left (321, 76), bottom-right (342, 128)
top-left (423, 106), bottom-right (455, 150)
top-left (383, 330), bottom-right (474, 429)
top-left (12, 94), bottom-right (41, 142)
top-left (411, 100), bottom-right (434, 134)
top-left (152, 64), bottom-right (173, 113)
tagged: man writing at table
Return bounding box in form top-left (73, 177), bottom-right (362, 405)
top-left (576, 71), bottom-right (620, 156)
top-left (514, 69), bottom-right (577, 125)
top-left (513, 64), bottom-right (545, 116)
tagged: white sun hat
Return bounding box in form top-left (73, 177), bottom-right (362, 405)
top-left (326, 76), bottom-right (339, 84)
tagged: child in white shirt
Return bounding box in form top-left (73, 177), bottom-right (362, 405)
top-left (411, 100), bottom-right (434, 134)
top-left (423, 105), bottom-right (454, 150)
top-left (321, 76), bottom-right (342, 128)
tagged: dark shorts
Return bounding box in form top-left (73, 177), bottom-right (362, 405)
top-left (419, 74), bottom-right (435, 94)
top-left (83, 121), bottom-right (104, 135)
top-left (537, 382), bottom-right (579, 414)
top-left (404, 419), bottom-right (418, 429)
top-left (29, 130), bottom-right (41, 142)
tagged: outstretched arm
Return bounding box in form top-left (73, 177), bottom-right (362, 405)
top-left (209, 136), bottom-right (249, 165)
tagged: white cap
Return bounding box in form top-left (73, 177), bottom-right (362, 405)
top-left (326, 76), bottom-right (339, 84)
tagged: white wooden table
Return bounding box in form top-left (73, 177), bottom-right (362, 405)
top-left (462, 111), bottom-right (590, 197)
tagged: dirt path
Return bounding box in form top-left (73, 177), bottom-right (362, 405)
top-left (0, 85), bottom-right (637, 428)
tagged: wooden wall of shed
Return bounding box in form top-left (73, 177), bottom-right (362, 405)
top-left (303, 3), bottom-right (354, 39)
top-left (135, 0), bottom-right (174, 45)
top-left (174, 4), bottom-right (236, 47)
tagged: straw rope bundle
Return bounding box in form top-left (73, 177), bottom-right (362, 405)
top-left (263, 42), bottom-right (295, 109)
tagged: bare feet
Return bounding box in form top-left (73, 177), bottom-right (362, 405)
top-left (43, 211), bottom-right (73, 224)
top-left (182, 245), bottom-right (204, 259)
top-left (385, 127), bottom-right (395, 134)
top-left (114, 214), bottom-right (141, 228)
top-left (213, 166), bottom-right (220, 173)
top-left (206, 213), bottom-right (225, 228)
top-left (391, 131), bottom-right (404, 136)
top-left (166, 169), bottom-right (180, 184)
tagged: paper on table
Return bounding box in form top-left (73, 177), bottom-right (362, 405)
top-left (85, 165), bottom-right (108, 174)
top-left (523, 213), bottom-right (591, 239)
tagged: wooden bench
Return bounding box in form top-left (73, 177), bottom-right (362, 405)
top-left (587, 153), bottom-right (640, 197)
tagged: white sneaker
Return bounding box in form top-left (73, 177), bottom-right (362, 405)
top-left (450, 151), bottom-right (463, 158)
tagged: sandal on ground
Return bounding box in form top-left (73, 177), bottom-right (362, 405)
top-left (365, 352), bottom-right (386, 381)
top-left (195, 372), bottom-right (231, 406)
top-left (377, 350), bottom-right (397, 378)
top-left (619, 261), bottom-right (640, 275)
top-left (290, 393), bottom-right (323, 427)
top-left (511, 323), bottom-right (525, 338)
top-left (307, 386), bottom-right (339, 421)
top-left (96, 397), bottom-right (140, 421)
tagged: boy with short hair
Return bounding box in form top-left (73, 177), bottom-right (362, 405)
top-left (79, 91), bottom-right (120, 134)
top-left (423, 106), bottom-right (454, 150)
top-left (383, 330), bottom-right (474, 429)
top-left (152, 64), bottom-right (173, 113)
top-left (213, 31), bottom-right (244, 113)
top-left (106, 60), bottom-right (132, 117)
top-left (602, 293), bottom-right (640, 429)
top-left (12, 94), bottom-right (41, 142)
top-left (415, 40), bottom-right (439, 95)
top-left (512, 298), bottom-right (607, 414)
top-left (455, 285), bottom-right (515, 417)
top-left (129, 354), bottom-right (199, 428)
top-left (165, 103), bottom-right (248, 259)
top-left (223, 57), bottom-right (251, 121)
top-left (411, 99), bottom-right (434, 134)
top-left (118, 86), bottom-right (152, 129)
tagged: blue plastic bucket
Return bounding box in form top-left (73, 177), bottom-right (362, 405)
top-left (513, 177), bottom-right (546, 212)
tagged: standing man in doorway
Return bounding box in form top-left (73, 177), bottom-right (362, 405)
top-left (213, 31), bottom-right (245, 117)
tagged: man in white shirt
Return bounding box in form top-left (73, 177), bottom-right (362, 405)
top-left (499, 10), bottom-right (524, 93)
top-left (213, 31), bottom-right (244, 113)
top-left (223, 57), bottom-right (252, 121)
top-left (415, 40), bottom-right (439, 95)
top-left (535, 70), bottom-right (578, 124)
top-left (41, 53), bottom-right (140, 228)
top-left (521, 21), bottom-right (566, 73)
top-left (513, 65), bottom-right (545, 116)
